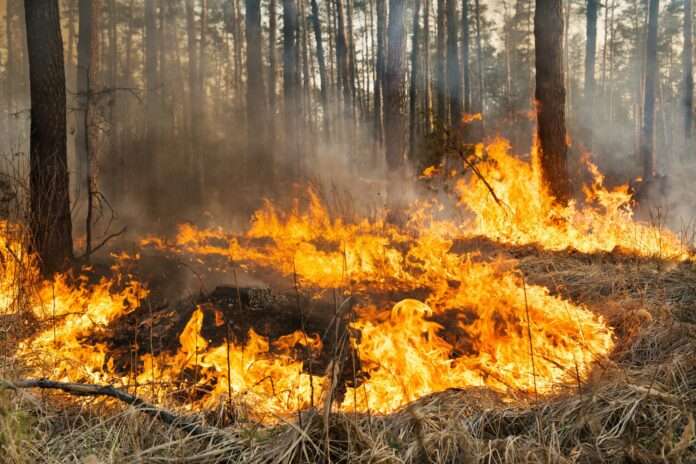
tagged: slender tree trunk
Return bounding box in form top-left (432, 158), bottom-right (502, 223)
top-left (246, 0), bottom-right (270, 180)
top-left (384, 0), bottom-right (406, 207)
top-left (584, 0), bottom-right (598, 146)
top-left (24, 0), bottom-right (74, 274)
top-left (446, 0), bottom-right (461, 129)
top-left (409, 0), bottom-right (422, 159)
top-left (144, 0), bottom-right (159, 213)
top-left (309, 0), bottom-right (329, 136)
top-left (474, 0), bottom-right (484, 135)
top-left (640, 0), bottom-right (659, 181)
top-left (423, 0), bottom-right (433, 132)
top-left (534, 0), bottom-right (571, 204)
top-left (683, 0), bottom-right (693, 145)
top-left (374, 0), bottom-right (386, 143)
top-left (269, 0), bottom-right (278, 124)
top-left (283, 0), bottom-right (301, 176)
top-left (461, 0), bottom-right (471, 114)
top-left (436, 0), bottom-right (447, 125)
top-left (335, 0), bottom-right (350, 111)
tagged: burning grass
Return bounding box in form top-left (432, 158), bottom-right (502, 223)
top-left (1, 140), bottom-right (695, 462)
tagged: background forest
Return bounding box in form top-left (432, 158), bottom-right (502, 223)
top-left (0, 0), bottom-right (694, 240)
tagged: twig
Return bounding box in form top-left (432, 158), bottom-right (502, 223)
top-left (76, 226), bottom-right (127, 261)
top-left (2, 378), bottom-right (217, 437)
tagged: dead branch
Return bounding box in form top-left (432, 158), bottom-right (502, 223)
top-left (2, 378), bottom-right (217, 437)
top-left (77, 226), bottom-right (127, 261)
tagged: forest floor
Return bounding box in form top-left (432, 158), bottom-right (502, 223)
top-left (1, 243), bottom-right (696, 463)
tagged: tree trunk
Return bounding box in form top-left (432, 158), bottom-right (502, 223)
top-left (409, 0), bottom-right (422, 159)
top-left (384, 0), bottom-right (406, 206)
top-left (436, 0), bottom-right (447, 125)
top-left (24, 0), bottom-right (74, 274)
top-left (269, 0), bottom-right (278, 124)
top-left (640, 0), bottom-right (659, 180)
top-left (534, 0), bottom-right (571, 204)
top-left (144, 0), bottom-right (159, 213)
top-left (245, 0), bottom-right (270, 180)
top-left (474, 0), bottom-right (484, 135)
top-left (584, 0), bottom-right (598, 144)
top-left (446, 0), bottom-right (461, 129)
top-left (309, 0), bottom-right (329, 135)
top-left (461, 0), bottom-right (471, 114)
top-left (374, 0), bottom-right (386, 143)
top-left (683, 0), bottom-right (693, 144)
top-left (423, 0), bottom-right (433, 132)
top-left (283, 0), bottom-right (301, 176)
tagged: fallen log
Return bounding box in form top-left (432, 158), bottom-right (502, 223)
top-left (1, 378), bottom-right (218, 437)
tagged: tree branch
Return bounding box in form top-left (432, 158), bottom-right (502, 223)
top-left (2, 378), bottom-right (217, 437)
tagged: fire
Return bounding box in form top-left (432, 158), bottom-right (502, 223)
top-left (9, 138), bottom-right (690, 421)
top-left (456, 139), bottom-right (689, 259)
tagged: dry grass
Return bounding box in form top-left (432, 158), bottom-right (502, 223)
top-left (2, 251), bottom-right (696, 463)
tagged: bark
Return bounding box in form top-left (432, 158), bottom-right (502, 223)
top-left (24, 0), bottom-right (74, 274)
top-left (474, 0), bottom-right (484, 134)
top-left (144, 0), bottom-right (159, 212)
top-left (584, 0), bottom-right (598, 125)
top-left (447, 0), bottom-right (461, 128)
top-left (436, 0), bottom-right (447, 125)
top-left (384, 0), bottom-right (406, 197)
top-left (374, 0), bottom-right (386, 142)
top-left (335, 0), bottom-right (350, 108)
top-left (534, 0), bottom-right (571, 204)
top-left (683, 0), bottom-right (693, 143)
top-left (269, 0), bottom-right (278, 120)
top-left (639, 0), bottom-right (659, 180)
top-left (283, 0), bottom-right (301, 175)
top-left (245, 0), bottom-right (270, 177)
top-left (309, 0), bottom-right (329, 135)
top-left (409, 0), bottom-right (422, 159)
top-left (423, 0), bottom-right (433, 132)
top-left (461, 0), bottom-right (471, 114)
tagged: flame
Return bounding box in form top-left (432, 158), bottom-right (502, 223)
top-left (456, 139), bottom-right (689, 259)
top-left (462, 113), bottom-right (483, 124)
top-left (9, 138), bottom-right (691, 421)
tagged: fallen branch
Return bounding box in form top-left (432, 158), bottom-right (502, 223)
top-left (2, 378), bottom-right (217, 437)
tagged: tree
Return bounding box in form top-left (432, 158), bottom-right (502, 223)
top-left (640, 0), bottom-right (659, 181)
top-left (683, 0), bottom-right (693, 145)
top-left (245, 0), bottom-right (270, 180)
top-left (462, 0), bottom-right (471, 114)
top-left (446, 0), bottom-right (461, 128)
top-left (409, 0), bottom-right (422, 158)
top-left (384, 0), bottom-right (406, 205)
top-left (473, 0), bottom-right (484, 135)
top-left (24, 0), bottom-right (74, 274)
top-left (309, 0), bottom-right (329, 135)
top-left (374, 0), bottom-right (386, 142)
top-left (436, 0), bottom-right (447, 124)
top-left (283, 0), bottom-right (301, 175)
top-left (534, 0), bottom-right (571, 203)
top-left (584, 0), bottom-right (598, 110)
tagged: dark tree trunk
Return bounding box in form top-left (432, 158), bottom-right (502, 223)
top-left (584, 0), bottom-right (598, 142)
top-left (24, 0), bottom-right (74, 274)
top-left (245, 0), bottom-right (270, 180)
top-left (474, 0), bottom-right (484, 135)
top-left (534, 0), bottom-right (571, 204)
top-left (144, 0), bottom-right (159, 213)
top-left (640, 0), bottom-right (659, 180)
top-left (374, 0), bottom-right (386, 143)
top-left (309, 0), bottom-right (329, 135)
top-left (335, 0), bottom-right (350, 110)
top-left (436, 0), bottom-right (447, 125)
top-left (384, 0), bottom-right (406, 206)
top-left (269, 0), bottom-right (278, 121)
top-left (446, 0), bottom-right (461, 129)
top-left (683, 0), bottom-right (693, 144)
top-left (283, 0), bottom-right (301, 176)
top-left (409, 0), bottom-right (422, 159)
top-left (423, 0), bottom-right (433, 132)
top-left (461, 0), bottom-right (471, 114)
